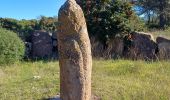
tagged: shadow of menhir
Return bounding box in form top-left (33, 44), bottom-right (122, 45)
top-left (125, 32), bottom-right (158, 60)
top-left (42, 97), bottom-right (61, 100)
top-left (31, 30), bottom-right (53, 59)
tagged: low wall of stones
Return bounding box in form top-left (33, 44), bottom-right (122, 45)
top-left (25, 31), bottom-right (170, 60)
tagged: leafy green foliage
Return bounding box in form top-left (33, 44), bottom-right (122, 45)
top-left (0, 16), bottom-right (58, 41)
top-left (78, 0), bottom-right (144, 44)
top-left (0, 18), bottom-right (37, 41)
top-left (37, 16), bottom-right (58, 32)
top-left (0, 28), bottom-right (25, 65)
top-left (136, 0), bottom-right (170, 29)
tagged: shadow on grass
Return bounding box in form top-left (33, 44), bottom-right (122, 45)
top-left (41, 97), bottom-right (60, 100)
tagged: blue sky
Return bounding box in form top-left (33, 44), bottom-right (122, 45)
top-left (0, 0), bottom-right (66, 20)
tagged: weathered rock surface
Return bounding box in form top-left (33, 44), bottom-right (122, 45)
top-left (57, 0), bottom-right (92, 100)
top-left (31, 30), bottom-right (53, 59)
top-left (24, 42), bottom-right (32, 58)
top-left (158, 42), bottom-right (170, 59)
top-left (91, 37), bottom-right (124, 59)
top-left (126, 32), bottom-right (157, 60)
top-left (104, 38), bottom-right (124, 59)
top-left (156, 36), bottom-right (170, 44)
top-left (156, 37), bottom-right (170, 59)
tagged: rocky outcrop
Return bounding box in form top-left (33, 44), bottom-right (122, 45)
top-left (57, 0), bottom-right (92, 100)
top-left (31, 30), bottom-right (53, 59)
top-left (126, 32), bottom-right (157, 60)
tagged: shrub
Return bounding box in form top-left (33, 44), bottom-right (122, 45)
top-left (0, 28), bottom-right (25, 65)
top-left (78, 0), bottom-right (145, 45)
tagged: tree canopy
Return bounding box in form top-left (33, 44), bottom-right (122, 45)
top-left (76, 0), bottom-right (144, 44)
top-left (136, 0), bottom-right (170, 28)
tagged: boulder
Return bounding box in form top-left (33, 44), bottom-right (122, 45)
top-left (52, 32), bottom-right (58, 59)
top-left (58, 0), bottom-right (92, 100)
top-left (31, 30), bottom-right (52, 59)
top-left (103, 38), bottom-right (124, 59)
top-left (156, 36), bottom-right (170, 44)
top-left (24, 42), bottom-right (32, 58)
top-left (156, 37), bottom-right (170, 59)
top-left (90, 37), bottom-right (105, 58)
top-left (91, 37), bottom-right (124, 59)
top-left (158, 42), bottom-right (170, 59)
top-left (126, 32), bottom-right (157, 60)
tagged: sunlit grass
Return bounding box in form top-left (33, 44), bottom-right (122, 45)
top-left (0, 60), bottom-right (170, 100)
top-left (151, 28), bottom-right (170, 39)
top-left (0, 61), bottom-right (60, 100)
top-left (92, 60), bottom-right (170, 100)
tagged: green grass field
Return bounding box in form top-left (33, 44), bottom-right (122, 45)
top-left (0, 60), bottom-right (170, 100)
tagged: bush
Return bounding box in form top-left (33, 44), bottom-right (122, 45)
top-left (0, 28), bottom-right (25, 65)
top-left (78, 0), bottom-right (144, 44)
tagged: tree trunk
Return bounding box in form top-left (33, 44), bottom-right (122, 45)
top-left (159, 0), bottom-right (166, 29)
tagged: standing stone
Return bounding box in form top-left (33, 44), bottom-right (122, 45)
top-left (57, 0), bottom-right (92, 100)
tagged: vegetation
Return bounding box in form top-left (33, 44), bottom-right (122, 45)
top-left (151, 28), bottom-right (170, 39)
top-left (0, 16), bottom-right (58, 41)
top-left (0, 28), bottom-right (25, 65)
top-left (77, 0), bottom-right (145, 44)
top-left (0, 60), bottom-right (170, 99)
top-left (0, 1), bottom-right (170, 99)
top-left (136, 0), bottom-right (170, 29)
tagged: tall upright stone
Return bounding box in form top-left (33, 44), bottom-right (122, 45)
top-left (57, 0), bottom-right (92, 100)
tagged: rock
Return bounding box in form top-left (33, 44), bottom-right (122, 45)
top-left (156, 36), bottom-right (170, 44)
top-left (24, 42), bottom-right (32, 58)
top-left (91, 37), bottom-right (124, 59)
top-left (156, 37), bottom-right (170, 59)
top-left (104, 38), bottom-right (124, 59)
top-left (52, 32), bottom-right (58, 59)
top-left (58, 0), bottom-right (92, 100)
top-left (31, 30), bottom-right (53, 59)
top-left (52, 32), bottom-right (57, 40)
top-left (127, 32), bottom-right (157, 60)
top-left (90, 37), bottom-right (105, 58)
top-left (158, 42), bottom-right (170, 59)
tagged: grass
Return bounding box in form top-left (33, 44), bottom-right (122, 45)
top-left (0, 61), bottom-right (60, 100)
top-left (150, 28), bottom-right (170, 39)
top-left (92, 60), bottom-right (170, 100)
top-left (0, 60), bottom-right (170, 100)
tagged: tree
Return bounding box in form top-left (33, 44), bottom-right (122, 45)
top-left (0, 16), bottom-right (58, 41)
top-left (37, 16), bottom-right (58, 32)
top-left (136, 0), bottom-right (170, 29)
top-left (76, 0), bottom-right (143, 44)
